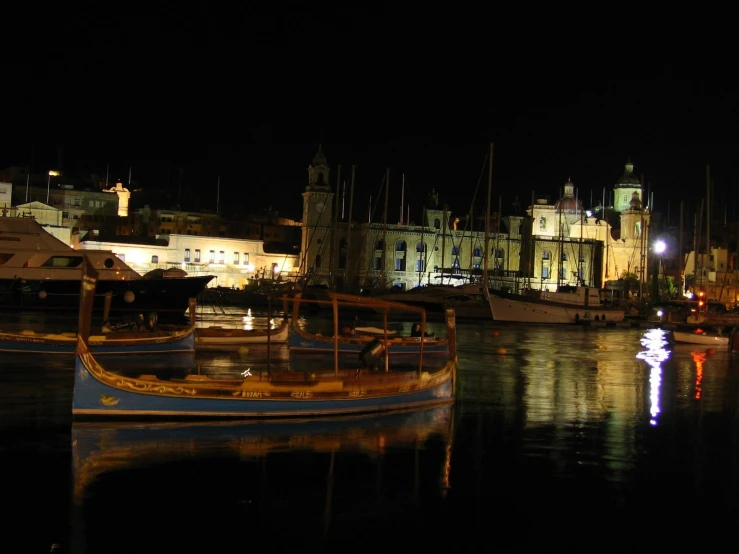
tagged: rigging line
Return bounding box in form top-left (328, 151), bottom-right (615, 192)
top-left (370, 171), bottom-right (387, 223)
top-left (445, 149), bottom-right (490, 283)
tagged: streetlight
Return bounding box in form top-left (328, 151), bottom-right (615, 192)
top-left (652, 240), bottom-right (667, 301)
top-left (46, 170), bottom-right (60, 205)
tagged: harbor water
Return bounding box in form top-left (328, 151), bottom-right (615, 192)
top-left (2, 308), bottom-right (738, 553)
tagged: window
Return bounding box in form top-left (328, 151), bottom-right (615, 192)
top-left (395, 240), bottom-right (407, 252)
top-left (473, 247), bottom-right (482, 257)
top-left (561, 252), bottom-right (568, 261)
top-left (451, 246), bottom-right (460, 256)
top-left (542, 250), bottom-right (550, 261)
top-left (560, 266), bottom-right (567, 279)
top-left (374, 255), bottom-right (382, 270)
top-left (451, 260), bottom-right (461, 275)
top-left (416, 242), bottom-right (426, 253)
top-left (542, 266), bottom-right (549, 279)
top-left (416, 258), bottom-right (425, 272)
top-left (540, 217), bottom-right (546, 230)
top-left (395, 258), bottom-right (405, 271)
top-left (315, 255), bottom-right (322, 269)
top-left (219, 251), bottom-right (225, 263)
top-left (184, 249), bottom-right (191, 262)
top-left (375, 239), bottom-right (384, 250)
top-left (151, 255), bottom-right (159, 263)
top-left (195, 249), bottom-right (201, 263)
top-left (209, 250), bottom-right (215, 263)
top-left (233, 252), bottom-right (239, 264)
top-left (434, 218), bottom-right (440, 229)
top-left (243, 253), bottom-right (249, 265)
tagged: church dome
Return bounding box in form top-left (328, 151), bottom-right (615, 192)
top-left (554, 178), bottom-right (583, 214)
top-left (614, 159), bottom-right (640, 188)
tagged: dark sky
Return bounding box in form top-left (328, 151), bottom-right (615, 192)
top-left (3, 5), bottom-right (737, 222)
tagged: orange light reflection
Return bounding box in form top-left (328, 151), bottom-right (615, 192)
top-left (691, 350), bottom-right (705, 399)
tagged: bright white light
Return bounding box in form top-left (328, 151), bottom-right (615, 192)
top-left (654, 240), bottom-right (666, 254)
top-left (637, 328), bottom-right (671, 426)
top-left (657, 310), bottom-right (664, 317)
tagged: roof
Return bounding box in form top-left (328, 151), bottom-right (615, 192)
top-left (614, 160), bottom-right (641, 188)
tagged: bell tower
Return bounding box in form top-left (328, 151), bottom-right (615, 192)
top-left (300, 145), bottom-right (335, 282)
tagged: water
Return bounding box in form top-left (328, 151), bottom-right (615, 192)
top-left (2, 311), bottom-right (739, 553)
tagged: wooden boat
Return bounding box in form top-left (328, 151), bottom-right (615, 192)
top-left (0, 298), bottom-right (197, 354)
top-left (72, 265), bottom-right (458, 420)
top-left (195, 318), bottom-right (290, 348)
top-left (287, 293), bottom-right (450, 356)
top-left (671, 328), bottom-right (733, 348)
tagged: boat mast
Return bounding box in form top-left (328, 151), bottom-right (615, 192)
top-left (345, 166), bottom-right (355, 289)
top-left (679, 200), bottom-right (684, 294)
top-left (484, 143), bottom-right (493, 292)
top-left (380, 168), bottom-right (389, 289)
top-left (557, 200), bottom-right (563, 290)
top-left (705, 164), bottom-right (710, 294)
top-left (441, 203), bottom-right (447, 285)
top-left (329, 165), bottom-right (341, 289)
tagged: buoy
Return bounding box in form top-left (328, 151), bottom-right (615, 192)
top-left (496, 347), bottom-right (507, 355)
top-left (492, 331), bottom-right (499, 337)
top-left (705, 347), bottom-right (715, 355)
top-left (123, 290), bottom-right (135, 303)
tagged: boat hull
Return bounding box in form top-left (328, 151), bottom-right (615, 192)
top-left (73, 336), bottom-right (456, 419)
top-left (488, 291), bottom-right (625, 324)
top-left (289, 326), bottom-right (450, 355)
top-left (195, 320), bottom-right (290, 346)
top-left (0, 328), bottom-right (196, 355)
top-left (0, 275), bottom-right (214, 321)
top-left (671, 330), bottom-right (730, 347)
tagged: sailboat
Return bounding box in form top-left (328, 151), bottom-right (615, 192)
top-left (486, 178), bottom-right (626, 324)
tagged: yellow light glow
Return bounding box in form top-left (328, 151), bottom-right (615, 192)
top-left (48, 170), bottom-right (60, 176)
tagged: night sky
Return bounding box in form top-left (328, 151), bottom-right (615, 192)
top-left (3, 5), bottom-right (737, 223)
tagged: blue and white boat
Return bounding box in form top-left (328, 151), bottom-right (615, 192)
top-left (72, 278), bottom-right (458, 420)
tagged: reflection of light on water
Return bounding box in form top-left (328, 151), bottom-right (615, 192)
top-left (242, 309), bottom-right (254, 331)
top-left (691, 351), bottom-right (705, 399)
top-left (637, 329), bottom-right (671, 426)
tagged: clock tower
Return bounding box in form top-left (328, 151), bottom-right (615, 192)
top-left (300, 145), bottom-right (335, 282)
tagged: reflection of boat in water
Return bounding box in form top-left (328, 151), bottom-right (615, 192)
top-left (71, 405), bottom-right (455, 551)
top-left (72, 404), bottom-right (454, 502)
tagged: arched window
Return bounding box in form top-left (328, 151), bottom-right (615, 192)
top-left (539, 217), bottom-right (546, 230)
top-left (473, 247), bottom-right (482, 257)
top-left (434, 218), bottom-right (441, 229)
top-left (395, 240), bottom-right (407, 252)
top-left (374, 239), bottom-right (384, 250)
top-left (416, 242), bottom-right (426, 253)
